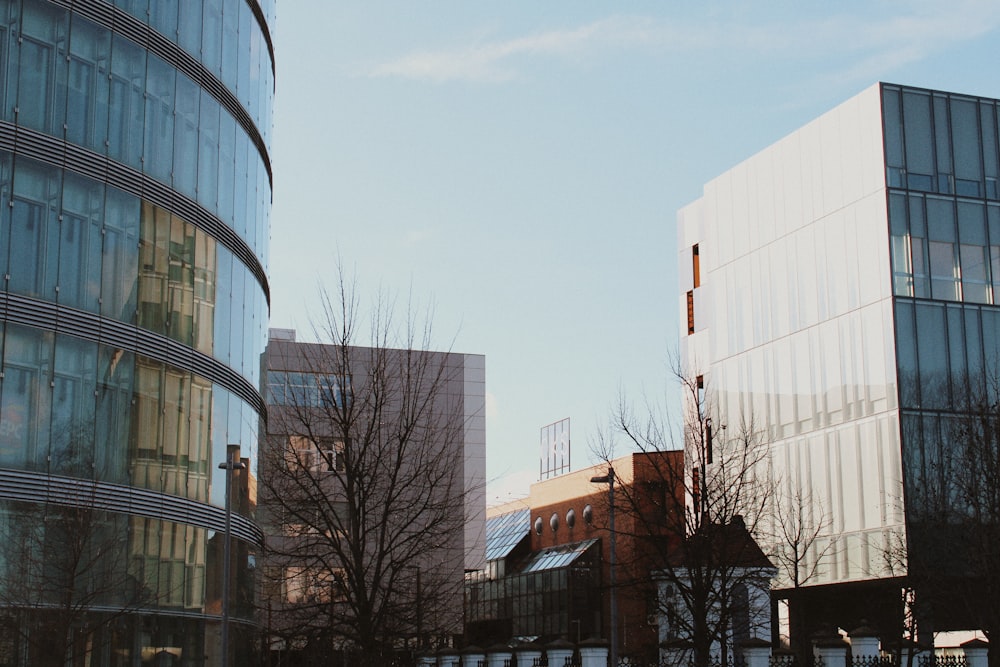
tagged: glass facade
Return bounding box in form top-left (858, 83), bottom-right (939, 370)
top-left (465, 538), bottom-right (601, 642)
top-left (0, 0), bottom-right (272, 663)
top-left (883, 86), bottom-right (1000, 590)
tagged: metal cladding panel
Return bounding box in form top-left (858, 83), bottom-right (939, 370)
top-left (0, 469), bottom-right (263, 546)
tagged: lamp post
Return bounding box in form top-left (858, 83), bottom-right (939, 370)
top-left (591, 467), bottom-right (617, 667)
top-left (218, 445), bottom-right (246, 667)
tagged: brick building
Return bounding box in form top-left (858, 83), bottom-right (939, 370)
top-left (466, 451), bottom-right (684, 662)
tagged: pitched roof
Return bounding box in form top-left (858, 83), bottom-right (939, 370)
top-left (668, 516), bottom-right (775, 570)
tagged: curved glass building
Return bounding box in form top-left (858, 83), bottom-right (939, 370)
top-left (0, 0), bottom-right (273, 663)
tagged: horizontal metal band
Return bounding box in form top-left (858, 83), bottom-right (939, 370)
top-left (0, 124), bottom-right (270, 308)
top-left (0, 291), bottom-right (267, 421)
top-left (2, 601), bottom-right (260, 629)
top-left (0, 467), bottom-right (264, 547)
top-left (46, 0), bottom-right (273, 189)
top-left (245, 0), bottom-right (276, 78)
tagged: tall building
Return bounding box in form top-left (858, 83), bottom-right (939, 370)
top-left (0, 0), bottom-right (274, 664)
top-left (262, 331), bottom-right (486, 662)
top-left (679, 83), bottom-right (1000, 645)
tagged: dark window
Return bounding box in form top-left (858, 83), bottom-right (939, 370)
top-left (692, 244), bottom-right (700, 288)
top-left (687, 291), bottom-right (695, 335)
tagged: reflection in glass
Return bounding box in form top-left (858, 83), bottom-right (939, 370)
top-left (1, 0), bottom-right (271, 260)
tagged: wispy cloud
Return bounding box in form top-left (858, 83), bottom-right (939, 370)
top-left (368, 17), bottom-right (651, 83)
top-left (365, 2), bottom-right (1000, 84)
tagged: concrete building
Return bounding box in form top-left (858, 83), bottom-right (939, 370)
top-left (679, 83), bottom-right (1000, 647)
top-left (262, 330), bottom-right (486, 662)
top-left (0, 0), bottom-right (273, 663)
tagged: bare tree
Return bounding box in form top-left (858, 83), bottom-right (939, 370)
top-left (891, 369), bottom-right (1000, 667)
top-left (260, 277), bottom-right (479, 666)
top-left (929, 384), bottom-right (999, 666)
top-left (879, 530), bottom-right (922, 667)
top-left (768, 485), bottom-right (836, 660)
top-left (0, 426), bottom-right (159, 665)
top-left (770, 487), bottom-right (833, 592)
top-left (0, 503), bottom-right (138, 665)
top-left (596, 365), bottom-right (775, 667)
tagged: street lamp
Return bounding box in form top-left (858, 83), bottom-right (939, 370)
top-left (218, 445), bottom-right (246, 667)
top-left (591, 467), bottom-right (617, 667)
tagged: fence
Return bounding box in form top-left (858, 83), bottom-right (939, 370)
top-left (735, 635), bottom-right (987, 667)
top-left (416, 637), bottom-right (989, 667)
top-left (420, 642), bottom-right (598, 667)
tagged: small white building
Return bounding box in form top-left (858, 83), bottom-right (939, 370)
top-left (653, 520), bottom-right (776, 663)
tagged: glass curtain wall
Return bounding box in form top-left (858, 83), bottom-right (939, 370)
top-left (885, 86), bottom-right (1000, 595)
top-left (0, 0), bottom-right (273, 663)
top-left (465, 541), bottom-right (601, 644)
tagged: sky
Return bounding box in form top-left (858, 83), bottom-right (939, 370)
top-left (267, 1), bottom-right (1000, 505)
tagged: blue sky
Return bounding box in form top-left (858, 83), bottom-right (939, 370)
top-left (268, 2), bottom-right (1000, 503)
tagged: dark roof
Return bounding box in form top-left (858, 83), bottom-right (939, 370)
top-left (521, 538), bottom-right (599, 573)
top-left (485, 508), bottom-right (530, 562)
top-left (669, 517), bottom-right (774, 570)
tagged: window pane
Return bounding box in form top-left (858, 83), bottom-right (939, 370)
top-left (19, 2), bottom-right (69, 135)
top-left (929, 241), bottom-right (959, 301)
top-left (149, 0), bottom-right (178, 41)
top-left (958, 201), bottom-right (986, 245)
top-left (101, 186), bottom-right (140, 322)
top-left (109, 35), bottom-right (145, 169)
top-left (960, 244), bottom-right (990, 303)
top-left (143, 55), bottom-right (175, 184)
top-left (10, 159), bottom-right (60, 299)
top-left (66, 15), bottom-right (110, 153)
top-left (95, 344), bottom-right (134, 483)
top-left (934, 96), bottom-right (953, 189)
top-left (903, 91), bottom-right (934, 180)
top-left (173, 73), bottom-right (200, 199)
top-left (895, 302), bottom-right (918, 407)
top-left (177, 2), bottom-right (201, 55)
top-left (926, 197), bottom-right (956, 242)
top-left (59, 173), bottom-right (103, 312)
top-left (0, 325), bottom-right (54, 470)
top-left (198, 92), bottom-right (220, 213)
top-left (891, 235), bottom-right (913, 296)
top-left (982, 102), bottom-right (998, 182)
top-left (884, 87), bottom-right (905, 168)
top-left (202, 0), bottom-right (223, 77)
top-left (915, 303), bottom-right (949, 408)
top-left (952, 97), bottom-right (983, 190)
top-left (50, 334), bottom-right (98, 476)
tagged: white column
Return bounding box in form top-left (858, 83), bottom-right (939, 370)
top-left (486, 646), bottom-right (512, 667)
top-left (515, 645), bottom-right (544, 667)
top-left (848, 631), bottom-right (880, 660)
top-left (815, 637), bottom-right (850, 667)
top-left (463, 646), bottom-right (486, 667)
top-left (740, 638), bottom-right (772, 667)
top-left (546, 640), bottom-right (574, 667)
top-left (579, 643), bottom-right (610, 667)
